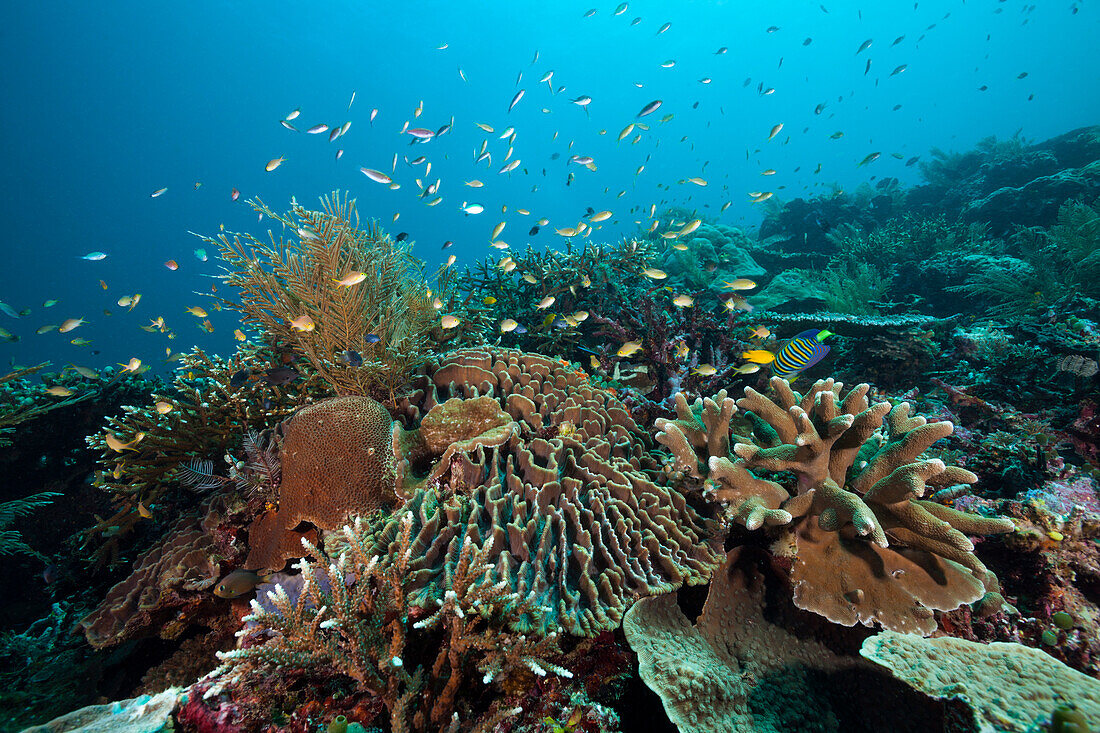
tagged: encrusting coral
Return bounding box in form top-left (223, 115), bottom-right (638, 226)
top-left (623, 548), bottom-right (858, 733)
top-left (245, 395), bottom-right (397, 573)
top-left (202, 191), bottom-right (440, 405)
top-left (375, 346), bottom-right (723, 637)
top-left (656, 376), bottom-right (1016, 635)
top-left (861, 631), bottom-right (1100, 732)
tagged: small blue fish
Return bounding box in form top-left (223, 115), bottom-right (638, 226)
top-left (773, 329), bottom-right (832, 379)
top-left (79, 251), bottom-right (108, 261)
top-left (338, 349), bottom-right (363, 367)
top-left (363, 334), bottom-right (381, 344)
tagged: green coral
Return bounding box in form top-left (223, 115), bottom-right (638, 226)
top-left (0, 491), bottom-right (60, 560)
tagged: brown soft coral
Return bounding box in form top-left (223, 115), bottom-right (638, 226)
top-left (373, 347), bottom-right (722, 636)
top-left (656, 377), bottom-right (1015, 635)
top-left (245, 396), bottom-right (396, 572)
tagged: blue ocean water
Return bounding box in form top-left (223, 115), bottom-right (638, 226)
top-left (1, 0), bottom-right (1096, 373)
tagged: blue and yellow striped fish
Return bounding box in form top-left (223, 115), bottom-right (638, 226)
top-left (742, 328), bottom-right (833, 380)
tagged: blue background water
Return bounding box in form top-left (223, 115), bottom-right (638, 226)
top-left (1, 0), bottom-right (1096, 374)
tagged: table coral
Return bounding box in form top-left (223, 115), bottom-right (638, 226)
top-left (245, 396), bottom-right (396, 573)
top-left (861, 630), bottom-right (1100, 732)
top-left (655, 376), bottom-right (1016, 635)
top-left (379, 346), bottom-right (722, 637)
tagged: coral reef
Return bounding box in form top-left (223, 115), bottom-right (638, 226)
top-left (244, 396), bottom-right (397, 573)
top-left (203, 192), bottom-right (440, 404)
top-left (83, 345), bottom-right (318, 568)
top-left (861, 630), bottom-right (1100, 732)
top-left (20, 687), bottom-right (182, 733)
top-left (210, 515), bottom-right (574, 733)
top-left (656, 377), bottom-right (1016, 635)
top-left (379, 346), bottom-right (723, 636)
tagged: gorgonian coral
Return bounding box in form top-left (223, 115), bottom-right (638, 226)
top-left (656, 377), bottom-right (1015, 635)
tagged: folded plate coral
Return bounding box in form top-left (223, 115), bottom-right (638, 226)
top-left (656, 377), bottom-right (1016, 635)
top-left (375, 346), bottom-right (723, 636)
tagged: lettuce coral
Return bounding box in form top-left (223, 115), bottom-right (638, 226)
top-left (376, 346), bottom-right (723, 636)
top-left (656, 377), bottom-right (1015, 635)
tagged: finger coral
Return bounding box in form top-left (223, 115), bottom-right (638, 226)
top-left (244, 396), bottom-right (397, 573)
top-left (656, 376), bottom-right (1016, 635)
top-left (379, 346), bottom-right (723, 637)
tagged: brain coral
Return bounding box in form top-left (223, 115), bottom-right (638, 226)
top-left (656, 377), bottom-right (1015, 635)
top-left (373, 346), bottom-right (722, 636)
top-left (245, 396), bottom-right (396, 573)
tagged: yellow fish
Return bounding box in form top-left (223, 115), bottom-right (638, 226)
top-left (679, 219), bottom-right (701, 236)
top-left (333, 271), bottom-right (368, 287)
top-left (676, 341), bottom-right (690, 359)
top-left (483, 296), bottom-right (497, 304)
top-left (672, 294), bottom-right (694, 308)
top-left (736, 363), bottom-right (762, 375)
top-left (572, 310), bottom-right (589, 322)
top-left (590, 210), bottom-right (612, 222)
top-left (686, 177), bottom-right (708, 186)
top-left (500, 318), bottom-right (518, 333)
top-left (722, 279), bottom-right (757, 291)
top-left (186, 306), bottom-right (208, 317)
top-left (265, 156), bottom-right (286, 171)
top-left (742, 350), bottom-right (776, 364)
top-left (441, 314), bottom-right (461, 329)
top-left (46, 386), bottom-right (74, 397)
top-left (289, 314), bottom-right (316, 332)
top-left (155, 401), bottom-right (174, 414)
top-left (642, 268), bottom-right (667, 280)
top-left (536, 295), bottom-right (556, 309)
top-left (692, 364), bottom-right (717, 376)
top-left (234, 329), bottom-right (246, 341)
top-left (617, 340), bottom-right (643, 357)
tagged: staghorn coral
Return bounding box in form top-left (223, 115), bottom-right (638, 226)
top-left (82, 346), bottom-right (314, 568)
top-left (861, 630), bottom-right (1100, 732)
top-left (379, 346), bottom-right (722, 637)
top-left (623, 549), bottom-right (864, 733)
top-left (244, 396), bottom-right (397, 573)
top-left (656, 377), bottom-right (1016, 635)
top-left (0, 363), bottom-right (96, 447)
top-left (202, 191), bottom-right (440, 405)
top-left (212, 514), bottom-right (572, 733)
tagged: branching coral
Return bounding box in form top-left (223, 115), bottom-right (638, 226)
top-left (201, 191), bottom-right (440, 404)
top-left (656, 377), bottom-right (1016, 635)
top-left (0, 492), bottom-right (61, 560)
top-left (212, 513), bottom-right (571, 733)
top-left (83, 345), bottom-right (315, 567)
top-left (380, 347), bottom-right (722, 637)
top-left (0, 363), bottom-right (94, 447)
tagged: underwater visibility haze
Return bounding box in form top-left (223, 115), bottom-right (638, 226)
top-left (1, 1), bottom-right (1100, 731)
